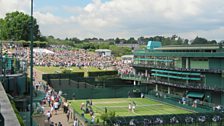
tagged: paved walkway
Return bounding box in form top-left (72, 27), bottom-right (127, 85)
top-left (33, 68), bottom-right (75, 126)
top-left (44, 105), bottom-right (74, 126)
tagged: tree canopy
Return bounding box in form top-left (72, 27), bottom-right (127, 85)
top-left (0, 11), bottom-right (40, 41)
top-left (191, 36), bottom-right (217, 45)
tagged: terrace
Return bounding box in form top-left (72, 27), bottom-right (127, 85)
top-left (121, 74), bottom-right (223, 91)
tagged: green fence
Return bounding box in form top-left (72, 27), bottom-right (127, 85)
top-left (46, 75), bottom-right (132, 90)
top-left (20, 112), bottom-right (39, 126)
top-left (42, 72), bottom-right (85, 80)
top-left (107, 112), bottom-right (224, 126)
top-left (88, 71), bottom-right (118, 77)
top-left (146, 91), bottom-right (213, 113)
top-left (0, 74), bottom-right (28, 96)
top-left (56, 85), bottom-right (147, 100)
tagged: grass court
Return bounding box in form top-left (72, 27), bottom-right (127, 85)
top-left (70, 98), bottom-right (194, 121)
top-left (35, 66), bottom-right (107, 73)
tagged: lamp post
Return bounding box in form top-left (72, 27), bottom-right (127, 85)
top-left (30, 0), bottom-right (34, 125)
top-left (0, 42), bottom-right (6, 85)
top-left (0, 42), bottom-right (2, 76)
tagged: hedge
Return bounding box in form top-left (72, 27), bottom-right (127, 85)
top-left (42, 72), bottom-right (85, 81)
top-left (88, 71), bottom-right (118, 77)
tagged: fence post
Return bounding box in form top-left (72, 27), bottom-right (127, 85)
top-left (59, 74), bottom-right (61, 85)
top-left (69, 73), bottom-right (71, 85)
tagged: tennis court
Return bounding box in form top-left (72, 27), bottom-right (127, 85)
top-left (70, 98), bottom-right (193, 121)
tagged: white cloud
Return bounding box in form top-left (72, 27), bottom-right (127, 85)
top-left (34, 12), bottom-right (67, 25)
top-left (0, 0), bottom-right (30, 17)
top-left (0, 0), bottom-right (224, 40)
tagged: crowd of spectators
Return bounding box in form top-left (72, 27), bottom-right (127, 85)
top-left (12, 45), bottom-right (134, 74)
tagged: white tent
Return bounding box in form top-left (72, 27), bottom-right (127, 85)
top-left (33, 48), bottom-right (54, 54)
top-left (95, 49), bottom-right (111, 56)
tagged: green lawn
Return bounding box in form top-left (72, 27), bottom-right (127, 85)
top-left (35, 66), bottom-right (108, 76)
top-left (70, 98), bottom-right (193, 121)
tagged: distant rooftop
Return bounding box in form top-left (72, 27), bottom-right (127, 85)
top-left (34, 48), bottom-right (54, 54)
top-left (147, 41), bottom-right (161, 50)
top-left (155, 44), bottom-right (221, 50)
top-left (95, 49), bottom-right (111, 52)
top-left (121, 55), bottom-right (134, 58)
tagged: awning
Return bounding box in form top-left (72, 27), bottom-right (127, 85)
top-left (187, 92), bottom-right (204, 99)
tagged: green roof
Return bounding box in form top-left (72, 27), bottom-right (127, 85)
top-left (151, 73), bottom-right (201, 80)
top-left (134, 58), bottom-right (173, 62)
top-left (147, 41), bottom-right (161, 50)
top-left (187, 92), bottom-right (204, 99)
top-left (154, 45), bottom-right (220, 50)
top-left (151, 69), bottom-right (201, 76)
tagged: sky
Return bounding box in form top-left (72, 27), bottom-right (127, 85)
top-left (0, 0), bottom-right (224, 41)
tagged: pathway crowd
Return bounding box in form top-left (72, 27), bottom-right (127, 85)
top-left (34, 81), bottom-right (78, 126)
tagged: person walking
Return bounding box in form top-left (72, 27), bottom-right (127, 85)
top-left (54, 101), bottom-right (59, 115)
top-left (66, 109), bottom-right (70, 122)
top-left (50, 122), bottom-right (54, 126)
top-left (132, 101), bottom-right (136, 112)
top-left (128, 103), bottom-right (132, 112)
top-left (73, 118), bottom-right (78, 126)
top-left (63, 100), bottom-right (69, 113)
top-left (105, 107), bottom-right (107, 113)
top-left (46, 111), bottom-right (52, 122)
top-left (58, 122), bottom-right (62, 126)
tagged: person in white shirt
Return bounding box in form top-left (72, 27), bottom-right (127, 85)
top-left (128, 103), bottom-right (132, 112)
top-left (54, 102), bottom-right (59, 114)
top-left (46, 111), bottom-right (51, 122)
top-left (74, 118), bottom-right (78, 126)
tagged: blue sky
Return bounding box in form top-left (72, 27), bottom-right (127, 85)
top-left (0, 0), bottom-right (224, 41)
top-left (35, 0), bottom-right (109, 18)
top-left (35, 0), bottom-right (91, 17)
top-left (35, 0), bottom-right (108, 7)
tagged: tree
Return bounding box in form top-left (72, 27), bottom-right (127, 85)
top-left (183, 39), bottom-right (189, 45)
top-left (208, 40), bottom-right (217, 44)
top-left (0, 11), bottom-right (40, 41)
top-left (126, 37), bottom-right (137, 44)
top-left (191, 36), bottom-right (208, 45)
top-left (115, 37), bottom-right (120, 44)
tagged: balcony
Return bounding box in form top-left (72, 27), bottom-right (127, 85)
top-left (120, 74), bottom-right (223, 92)
top-left (0, 57), bottom-right (27, 76)
top-left (133, 63), bottom-right (222, 74)
top-left (134, 50), bottom-right (224, 58)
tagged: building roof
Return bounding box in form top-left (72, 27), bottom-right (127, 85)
top-left (121, 55), bottom-right (134, 58)
top-left (34, 48), bottom-right (54, 54)
top-left (154, 45), bottom-right (220, 50)
top-left (147, 41), bottom-right (161, 50)
top-left (95, 49), bottom-right (111, 52)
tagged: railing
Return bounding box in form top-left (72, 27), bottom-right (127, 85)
top-left (134, 50), bottom-right (224, 58)
top-left (146, 91), bottom-right (214, 112)
top-left (121, 74), bottom-right (224, 91)
top-left (0, 57), bottom-right (27, 75)
top-left (73, 109), bottom-right (90, 126)
top-left (133, 63), bottom-right (222, 73)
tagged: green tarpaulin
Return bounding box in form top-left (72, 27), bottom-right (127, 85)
top-left (187, 92), bottom-right (204, 99)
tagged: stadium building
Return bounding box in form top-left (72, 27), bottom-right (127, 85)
top-left (122, 41), bottom-right (224, 106)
